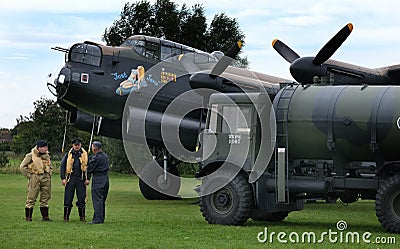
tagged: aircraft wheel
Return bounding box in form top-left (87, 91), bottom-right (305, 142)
top-left (138, 160), bottom-right (181, 200)
top-left (338, 190), bottom-right (359, 204)
top-left (325, 193), bottom-right (338, 204)
top-left (376, 174), bottom-right (400, 233)
top-left (200, 172), bottom-right (253, 225)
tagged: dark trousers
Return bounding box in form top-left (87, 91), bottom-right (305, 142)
top-left (64, 176), bottom-right (86, 208)
top-left (91, 174), bottom-right (109, 223)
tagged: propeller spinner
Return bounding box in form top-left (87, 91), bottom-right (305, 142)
top-left (272, 23), bottom-right (353, 84)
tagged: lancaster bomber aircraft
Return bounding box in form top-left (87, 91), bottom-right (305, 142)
top-left (48, 35), bottom-right (288, 199)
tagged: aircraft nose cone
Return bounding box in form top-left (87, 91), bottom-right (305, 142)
top-left (55, 67), bottom-right (71, 98)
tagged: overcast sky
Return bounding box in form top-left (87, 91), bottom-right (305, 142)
top-left (1, 0), bottom-right (400, 128)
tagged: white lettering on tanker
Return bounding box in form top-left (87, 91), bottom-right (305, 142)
top-left (228, 134), bottom-right (241, 144)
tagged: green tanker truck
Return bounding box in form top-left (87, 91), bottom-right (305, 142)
top-left (196, 83), bottom-right (400, 233)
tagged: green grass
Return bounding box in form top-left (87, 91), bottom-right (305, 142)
top-left (0, 173), bottom-right (399, 249)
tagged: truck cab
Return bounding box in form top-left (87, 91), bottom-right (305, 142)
top-left (197, 92), bottom-right (303, 225)
top-left (200, 93), bottom-right (261, 174)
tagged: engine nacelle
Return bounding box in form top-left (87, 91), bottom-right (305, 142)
top-left (69, 110), bottom-right (122, 139)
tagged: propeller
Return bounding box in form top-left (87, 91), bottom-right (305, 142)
top-left (313, 23), bottom-right (353, 65)
top-left (189, 41), bottom-right (243, 91)
top-left (271, 39), bottom-right (300, 63)
top-left (211, 41), bottom-right (243, 76)
top-left (177, 41), bottom-right (242, 76)
top-left (272, 23), bottom-right (354, 84)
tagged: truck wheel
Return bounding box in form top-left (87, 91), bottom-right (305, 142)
top-left (139, 160), bottom-right (181, 200)
top-left (200, 172), bottom-right (253, 225)
top-left (251, 210), bottom-right (289, 222)
top-left (376, 174), bottom-right (400, 233)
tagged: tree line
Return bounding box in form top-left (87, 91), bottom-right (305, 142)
top-left (103, 0), bottom-right (248, 67)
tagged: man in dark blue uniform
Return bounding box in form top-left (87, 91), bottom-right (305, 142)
top-left (87, 141), bottom-right (109, 224)
top-left (60, 138), bottom-right (89, 222)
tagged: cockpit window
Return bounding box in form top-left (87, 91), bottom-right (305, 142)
top-left (122, 38), bottom-right (159, 60)
top-left (161, 45), bottom-right (172, 60)
top-left (145, 42), bottom-right (159, 59)
top-left (132, 40), bottom-right (145, 56)
top-left (69, 43), bottom-right (101, 67)
top-left (122, 35), bottom-right (218, 63)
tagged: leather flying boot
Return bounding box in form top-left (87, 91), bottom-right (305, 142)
top-left (40, 206), bottom-right (53, 222)
top-left (25, 207), bottom-right (33, 222)
top-left (63, 207), bottom-right (71, 222)
top-left (78, 207), bottom-right (86, 222)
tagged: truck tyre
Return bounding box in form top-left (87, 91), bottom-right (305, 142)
top-left (251, 210), bottom-right (289, 222)
top-left (139, 160), bottom-right (181, 200)
top-left (200, 172), bottom-right (253, 225)
top-left (375, 174), bottom-right (400, 233)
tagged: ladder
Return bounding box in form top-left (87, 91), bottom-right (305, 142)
top-left (274, 84), bottom-right (298, 203)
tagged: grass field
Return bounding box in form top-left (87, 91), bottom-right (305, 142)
top-left (0, 173), bottom-right (399, 249)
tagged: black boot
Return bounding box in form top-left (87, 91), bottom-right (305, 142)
top-left (40, 207), bottom-right (53, 222)
top-left (25, 208), bottom-right (33, 222)
top-left (63, 207), bottom-right (71, 222)
top-left (78, 207), bottom-right (86, 222)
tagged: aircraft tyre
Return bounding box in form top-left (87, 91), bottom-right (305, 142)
top-left (338, 190), bottom-right (359, 204)
top-left (325, 193), bottom-right (338, 204)
top-left (375, 174), bottom-right (400, 233)
top-left (138, 160), bottom-right (181, 200)
top-left (200, 172), bottom-right (253, 225)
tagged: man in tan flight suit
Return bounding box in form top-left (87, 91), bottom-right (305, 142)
top-left (20, 140), bottom-right (52, 222)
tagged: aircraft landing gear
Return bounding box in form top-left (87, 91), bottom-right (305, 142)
top-left (138, 150), bottom-right (181, 200)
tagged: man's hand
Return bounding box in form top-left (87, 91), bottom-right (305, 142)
top-left (85, 180), bottom-right (90, 186)
top-left (62, 179), bottom-right (67, 186)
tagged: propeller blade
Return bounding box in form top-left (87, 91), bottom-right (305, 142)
top-left (272, 39), bottom-right (300, 63)
top-left (313, 23), bottom-right (353, 65)
top-left (210, 41), bottom-right (243, 76)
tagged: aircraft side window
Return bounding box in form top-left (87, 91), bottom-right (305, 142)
top-left (171, 47), bottom-right (182, 58)
top-left (131, 40), bottom-right (146, 57)
top-left (161, 45), bottom-right (172, 60)
top-left (144, 41), bottom-right (160, 60)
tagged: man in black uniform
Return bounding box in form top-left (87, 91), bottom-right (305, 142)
top-left (60, 138), bottom-right (89, 222)
top-left (87, 141), bottom-right (109, 224)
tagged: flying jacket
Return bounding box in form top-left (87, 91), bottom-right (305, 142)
top-left (20, 147), bottom-right (51, 177)
top-left (61, 148), bottom-right (88, 181)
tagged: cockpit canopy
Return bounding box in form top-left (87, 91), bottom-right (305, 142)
top-left (121, 35), bottom-right (218, 64)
